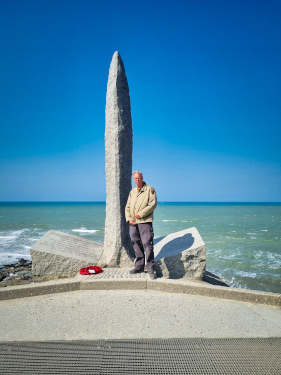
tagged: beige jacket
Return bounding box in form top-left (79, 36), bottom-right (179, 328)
top-left (125, 182), bottom-right (157, 224)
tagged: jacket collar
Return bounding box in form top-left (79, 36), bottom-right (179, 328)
top-left (136, 181), bottom-right (147, 193)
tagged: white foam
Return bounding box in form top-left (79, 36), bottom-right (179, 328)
top-left (13, 229), bottom-right (28, 235)
top-left (236, 270), bottom-right (257, 278)
top-left (161, 220), bottom-right (178, 222)
top-left (255, 250), bottom-right (264, 258)
top-left (225, 235), bottom-right (247, 240)
top-left (221, 253), bottom-right (236, 260)
top-left (260, 229), bottom-right (268, 232)
top-left (0, 253), bottom-right (31, 266)
top-left (72, 228), bottom-right (99, 234)
top-left (0, 235), bottom-right (17, 240)
top-left (228, 277), bottom-right (245, 289)
top-left (247, 232), bottom-right (256, 235)
top-left (0, 229), bottom-right (29, 244)
top-left (266, 252), bottom-right (281, 261)
top-left (268, 263), bottom-right (281, 270)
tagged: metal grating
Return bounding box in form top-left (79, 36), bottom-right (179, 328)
top-left (77, 268), bottom-right (149, 280)
top-left (0, 338), bottom-right (280, 374)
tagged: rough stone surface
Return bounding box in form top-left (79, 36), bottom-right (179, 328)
top-left (154, 227), bottom-right (206, 279)
top-left (31, 230), bottom-right (103, 276)
top-left (100, 51), bottom-right (135, 268)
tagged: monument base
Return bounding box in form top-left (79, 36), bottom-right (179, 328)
top-left (30, 227), bottom-right (206, 281)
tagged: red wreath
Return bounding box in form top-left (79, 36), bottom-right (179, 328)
top-left (79, 265), bottom-right (103, 275)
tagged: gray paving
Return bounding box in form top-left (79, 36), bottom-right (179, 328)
top-left (1, 289), bottom-right (281, 342)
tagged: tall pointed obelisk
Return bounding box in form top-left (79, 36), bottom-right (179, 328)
top-left (99, 51), bottom-right (135, 267)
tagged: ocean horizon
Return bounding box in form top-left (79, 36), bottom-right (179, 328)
top-left (0, 200), bottom-right (281, 206)
top-left (0, 201), bottom-right (280, 294)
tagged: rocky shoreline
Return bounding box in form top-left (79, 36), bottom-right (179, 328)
top-left (0, 258), bottom-right (33, 287)
top-left (0, 258), bottom-right (74, 287)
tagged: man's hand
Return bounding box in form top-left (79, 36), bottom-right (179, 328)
top-left (135, 214), bottom-right (141, 219)
top-left (129, 220), bottom-right (136, 225)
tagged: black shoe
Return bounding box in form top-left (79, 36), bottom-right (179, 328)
top-left (148, 272), bottom-right (157, 280)
top-left (129, 268), bottom-right (144, 274)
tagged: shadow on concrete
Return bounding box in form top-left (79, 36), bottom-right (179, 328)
top-left (155, 233), bottom-right (194, 261)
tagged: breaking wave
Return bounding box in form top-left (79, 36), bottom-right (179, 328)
top-left (72, 227), bottom-right (99, 234)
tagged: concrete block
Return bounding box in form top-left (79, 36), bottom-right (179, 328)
top-left (31, 230), bottom-right (103, 277)
top-left (154, 227), bottom-right (206, 279)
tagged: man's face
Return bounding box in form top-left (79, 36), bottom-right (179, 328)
top-left (133, 173), bottom-right (143, 189)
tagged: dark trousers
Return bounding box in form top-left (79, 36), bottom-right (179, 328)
top-left (129, 222), bottom-right (155, 273)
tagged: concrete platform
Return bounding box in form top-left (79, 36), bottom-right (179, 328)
top-left (0, 269), bottom-right (280, 342)
top-left (1, 268), bottom-right (280, 306)
top-left (0, 289), bottom-right (281, 341)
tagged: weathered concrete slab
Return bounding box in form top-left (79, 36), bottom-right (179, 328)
top-left (31, 230), bottom-right (103, 277)
top-left (154, 227), bottom-right (206, 279)
top-left (0, 289), bottom-right (280, 342)
top-left (100, 51), bottom-right (135, 268)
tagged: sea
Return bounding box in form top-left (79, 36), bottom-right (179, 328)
top-left (0, 202), bottom-right (280, 294)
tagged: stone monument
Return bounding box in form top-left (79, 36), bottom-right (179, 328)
top-left (30, 52), bottom-right (207, 281)
top-left (99, 51), bottom-right (135, 267)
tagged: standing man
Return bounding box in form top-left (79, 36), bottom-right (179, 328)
top-left (125, 171), bottom-right (157, 279)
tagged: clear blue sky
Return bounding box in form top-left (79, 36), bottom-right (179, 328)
top-left (0, 0), bottom-right (280, 202)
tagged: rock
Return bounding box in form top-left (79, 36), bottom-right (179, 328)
top-left (154, 227), bottom-right (206, 279)
top-left (22, 271), bottom-right (33, 280)
top-left (203, 270), bottom-right (229, 287)
top-left (18, 258), bottom-right (28, 266)
top-left (3, 263), bottom-right (15, 268)
top-left (0, 271), bottom-right (7, 282)
top-left (3, 276), bottom-right (12, 282)
top-left (16, 270), bottom-right (33, 280)
top-left (100, 51), bottom-right (135, 268)
top-left (30, 230), bottom-right (103, 277)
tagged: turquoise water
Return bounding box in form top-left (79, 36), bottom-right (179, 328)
top-left (0, 202), bottom-right (280, 294)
